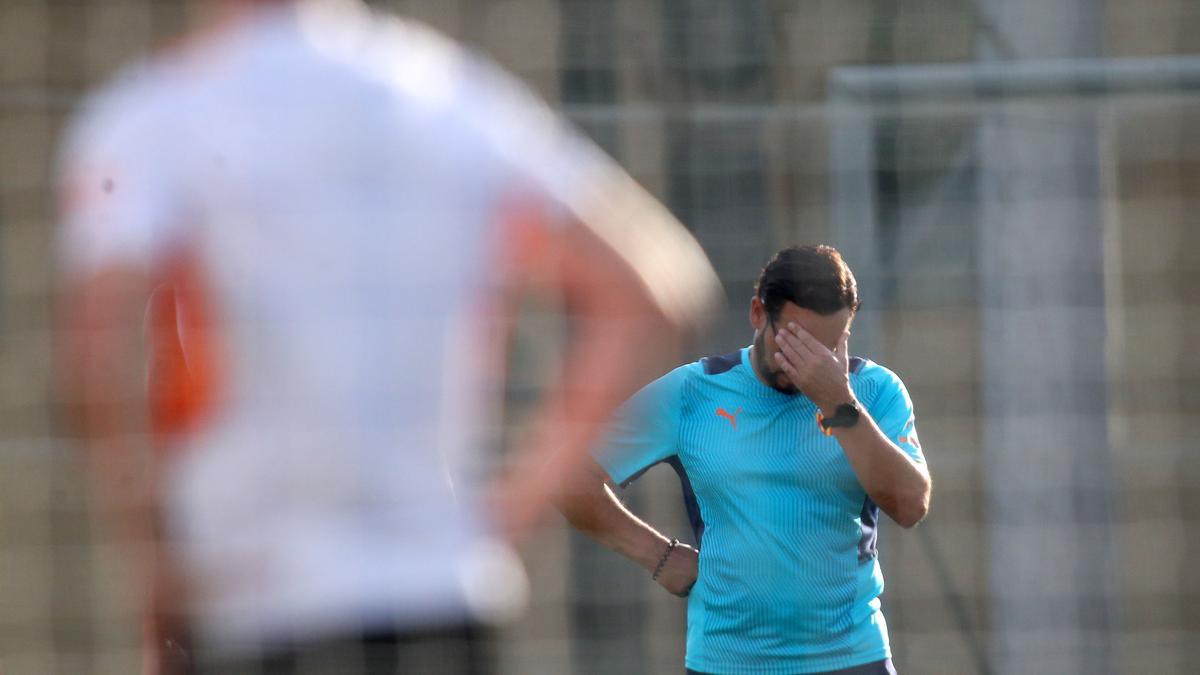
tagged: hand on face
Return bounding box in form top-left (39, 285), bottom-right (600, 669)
top-left (772, 323), bottom-right (854, 412)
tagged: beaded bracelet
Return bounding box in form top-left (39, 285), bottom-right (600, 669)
top-left (651, 538), bottom-right (680, 581)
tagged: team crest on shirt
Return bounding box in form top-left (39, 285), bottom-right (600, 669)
top-left (715, 406), bottom-right (742, 429)
top-left (898, 430), bottom-right (921, 449)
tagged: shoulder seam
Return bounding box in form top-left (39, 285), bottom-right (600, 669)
top-left (700, 350), bottom-right (742, 376)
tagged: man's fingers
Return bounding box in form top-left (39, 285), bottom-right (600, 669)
top-left (774, 351), bottom-right (800, 379)
top-left (776, 327), bottom-right (822, 368)
top-left (656, 543), bottom-right (698, 597)
top-left (671, 545), bottom-right (699, 597)
top-left (784, 323), bottom-right (845, 367)
top-left (774, 332), bottom-right (808, 370)
top-left (777, 326), bottom-right (819, 360)
top-left (785, 323), bottom-right (829, 355)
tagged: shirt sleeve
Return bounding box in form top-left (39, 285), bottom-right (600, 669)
top-left (865, 369), bottom-right (926, 464)
top-left (592, 365), bottom-right (691, 487)
top-left (57, 71), bottom-right (187, 278)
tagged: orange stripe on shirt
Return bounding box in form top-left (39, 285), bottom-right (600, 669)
top-left (146, 253), bottom-right (222, 447)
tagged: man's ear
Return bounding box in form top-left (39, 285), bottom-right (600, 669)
top-left (750, 296), bottom-right (767, 332)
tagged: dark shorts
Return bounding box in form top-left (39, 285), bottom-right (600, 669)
top-left (187, 623), bottom-right (494, 675)
top-left (688, 657), bottom-right (897, 675)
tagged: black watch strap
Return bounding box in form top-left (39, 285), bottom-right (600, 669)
top-left (818, 402), bottom-right (861, 433)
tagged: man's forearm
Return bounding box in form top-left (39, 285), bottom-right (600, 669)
top-left (558, 469), bottom-right (673, 572)
top-left (827, 410), bottom-right (930, 527)
top-left (556, 460), bottom-right (700, 597)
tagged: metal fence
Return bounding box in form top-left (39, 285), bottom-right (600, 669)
top-left (1, 1), bottom-right (1198, 673)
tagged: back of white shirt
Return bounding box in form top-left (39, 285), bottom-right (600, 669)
top-left (59, 2), bottom-right (607, 651)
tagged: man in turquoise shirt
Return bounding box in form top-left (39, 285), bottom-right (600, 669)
top-left (558, 245), bottom-right (931, 674)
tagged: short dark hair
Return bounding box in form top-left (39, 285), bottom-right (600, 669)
top-left (754, 245), bottom-right (860, 319)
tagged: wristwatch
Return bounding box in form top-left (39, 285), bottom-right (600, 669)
top-left (818, 402), bottom-right (861, 434)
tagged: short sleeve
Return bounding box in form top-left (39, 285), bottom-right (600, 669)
top-left (593, 365), bottom-right (691, 487)
top-left (57, 70), bottom-right (187, 278)
top-left (865, 370), bottom-right (925, 464)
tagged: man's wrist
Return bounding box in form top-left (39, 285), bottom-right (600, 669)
top-left (651, 538), bottom-right (679, 581)
top-left (818, 391), bottom-right (857, 417)
top-left (636, 535), bottom-right (673, 572)
top-left (817, 399), bottom-right (862, 435)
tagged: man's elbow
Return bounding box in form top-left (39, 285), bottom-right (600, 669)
top-left (550, 478), bottom-right (585, 520)
top-left (552, 474), bottom-right (611, 533)
top-left (889, 489), bottom-right (930, 529)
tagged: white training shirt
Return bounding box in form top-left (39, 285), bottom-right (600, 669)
top-left (58, 1), bottom-right (614, 652)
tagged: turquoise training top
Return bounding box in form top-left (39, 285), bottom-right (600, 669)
top-left (595, 347), bottom-right (925, 674)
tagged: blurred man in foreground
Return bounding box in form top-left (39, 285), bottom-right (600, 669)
top-left (57, 0), bottom-right (719, 672)
top-left (559, 246), bottom-right (930, 674)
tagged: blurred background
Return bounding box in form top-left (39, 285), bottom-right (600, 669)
top-left (1, 0), bottom-right (1198, 673)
